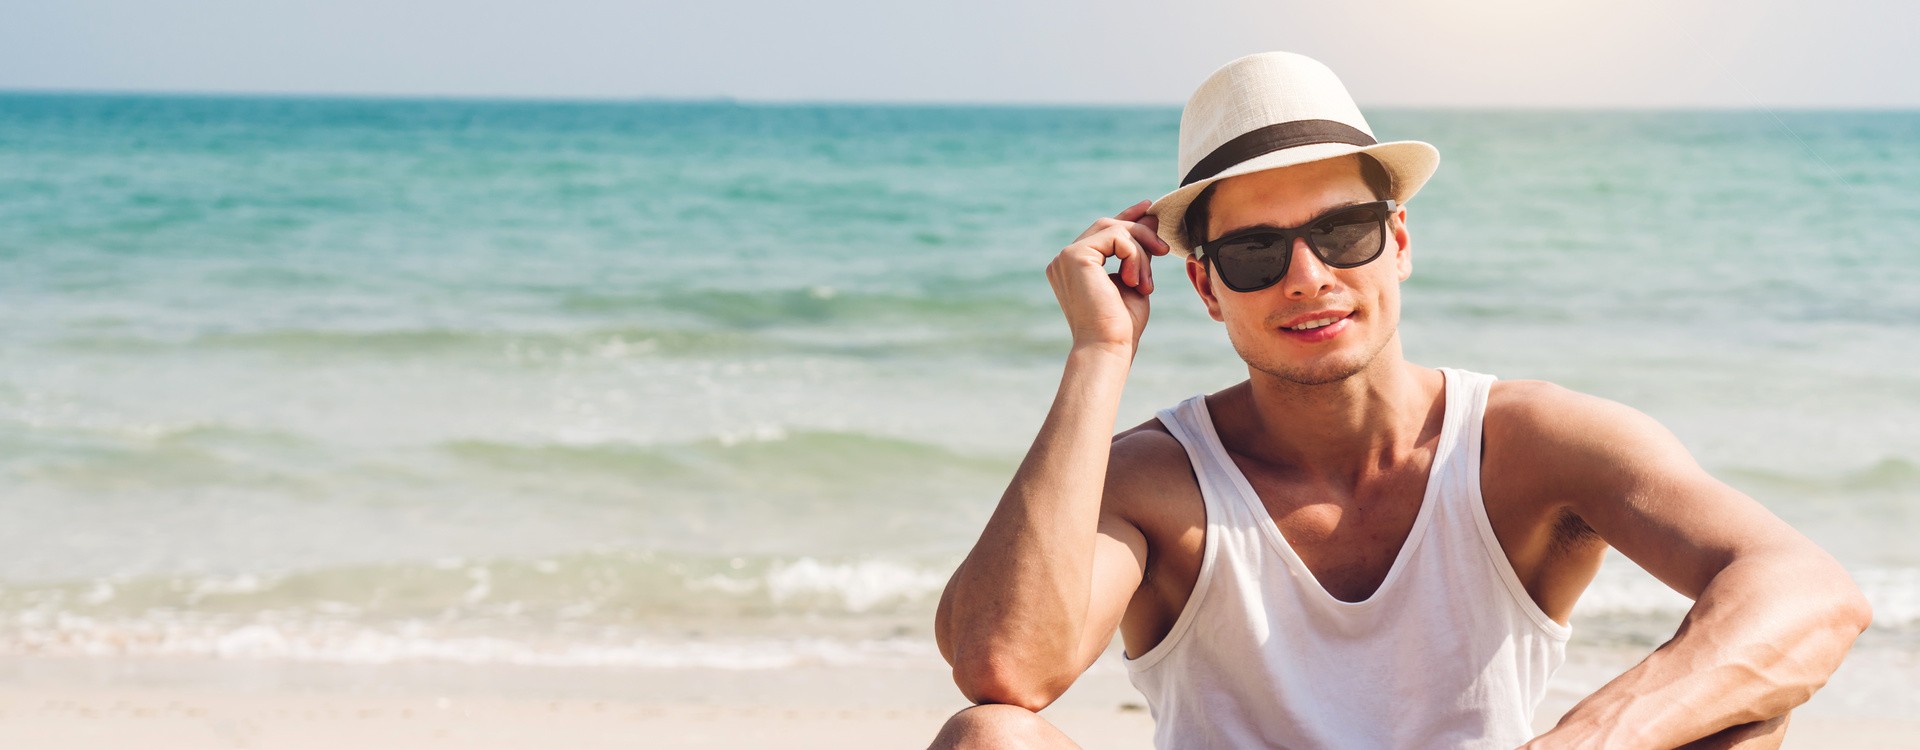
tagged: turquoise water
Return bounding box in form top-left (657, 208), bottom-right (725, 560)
top-left (2, 94), bottom-right (1918, 671)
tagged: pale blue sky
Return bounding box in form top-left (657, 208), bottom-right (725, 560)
top-left (4, 0), bottom-right (1916, 106)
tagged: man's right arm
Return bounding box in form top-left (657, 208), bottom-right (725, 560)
top-left (932, 200), bottom-right (1170, 711)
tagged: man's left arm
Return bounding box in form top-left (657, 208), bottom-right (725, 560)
top-left (1509, 383), bottom-right (1873, 749)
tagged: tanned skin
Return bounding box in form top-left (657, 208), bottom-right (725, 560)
top-left (929, 156), bottom-right (1871, 749)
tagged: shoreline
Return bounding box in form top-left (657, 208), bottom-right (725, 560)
top-left (2, 650), bottom-right (1913, 749)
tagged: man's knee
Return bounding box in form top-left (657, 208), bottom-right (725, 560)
top-left (928, 704), bottom-right (1076, 750)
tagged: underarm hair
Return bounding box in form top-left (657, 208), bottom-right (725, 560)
top-left (1549, 509), bottom-right (1603, 557)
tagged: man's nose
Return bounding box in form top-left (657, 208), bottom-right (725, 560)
top-left (1279, 238), bottom-right (1336, 298)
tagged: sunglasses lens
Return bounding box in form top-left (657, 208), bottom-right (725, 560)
top-left (1311, 206), bottom-right (1387, 266)
top-left (1202, 202), bottom-right (1393, 292)
top-left (1213, 235), bottom-right (1289, 291)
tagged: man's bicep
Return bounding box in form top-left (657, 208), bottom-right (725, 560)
top-left (1544, 388), bottom-right (1808, 600)
top-left (1074, 511), bottom-right (1148, 671)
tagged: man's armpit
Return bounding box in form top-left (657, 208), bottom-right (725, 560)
top-left (1549, 509), bottom-right (1605, 558)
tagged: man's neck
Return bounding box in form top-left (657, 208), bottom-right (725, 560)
top-left (1217, 346), bottom-right (1442, 489)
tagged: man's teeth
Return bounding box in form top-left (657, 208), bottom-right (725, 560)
top-left (1290, 316), bottom-right (1342, 331)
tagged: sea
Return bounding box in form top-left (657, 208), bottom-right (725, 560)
top-left (1, 94), bottom-right (1916, 707)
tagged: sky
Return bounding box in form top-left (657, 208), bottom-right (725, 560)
top-left (3, 0), bottom-right (1917, 107)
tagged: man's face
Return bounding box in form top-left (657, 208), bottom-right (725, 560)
top-left (1184, 156), bottom-right (1413, 386)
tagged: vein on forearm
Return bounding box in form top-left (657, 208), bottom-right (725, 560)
top-left (1551, 550), bottom-right (1866, 747)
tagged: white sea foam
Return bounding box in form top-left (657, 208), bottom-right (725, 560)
top-left (1568, 559), bottom-right (1920, 630)
top-left (2, 560), bottom-right (1917, 670)
top-left (80, 581), bottom-right (115, 606)
top-left (685, 558), bottom-right (949, 612)
top-left (187, 573), bottom-right (274, 604)
top-left (764, 558), bottom-right (947, 612)
top-left (461, 567), bottom-right (492, 604)
top-left (715, 424), bottom-right (788, 446)
top-left (1855, 567), bottom-right (1920, 628)
top-left (0, 615), bottom-right (937, 669)
top-left (1568, 561), bottom-right (1693, 620)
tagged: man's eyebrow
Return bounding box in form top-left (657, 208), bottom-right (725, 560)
top-left (1214, 200), bottom-right (1370, 237)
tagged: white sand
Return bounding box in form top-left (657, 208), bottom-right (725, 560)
top-left (0, 653), bottom-right (1910, 748)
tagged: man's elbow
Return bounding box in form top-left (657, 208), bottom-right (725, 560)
top-left (1808, 555), bottom-right (1875, 637)
top-left (951, 655), bottom-right (1072, 713)
top-left (1833, 583), bottom-right (1873, 637)
top-left (1771, 547), bottom-right (1873, 641)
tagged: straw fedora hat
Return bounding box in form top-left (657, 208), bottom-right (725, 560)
top-left (1150, 52), bottom-right (1440, 258)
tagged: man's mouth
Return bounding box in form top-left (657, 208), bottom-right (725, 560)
top-left (1277, 310), bottom-right (1354, 341)
top-left (1287, 315), bottom-right (1345, 331)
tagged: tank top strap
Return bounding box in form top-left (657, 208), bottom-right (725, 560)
top-left (1427, 368), bottom-right (1483, 511)
top-left (1153, 396), bottom-right (1236, 526)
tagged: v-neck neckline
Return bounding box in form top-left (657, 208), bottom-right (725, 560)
top-left (1191, 369), bottom-right (1456, 608)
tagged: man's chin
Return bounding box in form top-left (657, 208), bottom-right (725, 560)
top-left (1229, 321), bottom-right (1399, 388)
top-left (1241, 350), bottom-right (1374, 387)
top-left (1257, 362), bottom-right (1368, 387)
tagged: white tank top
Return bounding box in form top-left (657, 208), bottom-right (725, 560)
top-left (1125, 368), bottom-right (1570, 749)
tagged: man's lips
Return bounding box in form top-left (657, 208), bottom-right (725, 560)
top-left (1279, 310), bottom-right (1352, 329)
top-left (1276, 310), bottom-right (1354, 342)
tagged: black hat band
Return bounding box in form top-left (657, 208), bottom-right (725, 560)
top-left (1179, 119), bottom-right (1377, 187)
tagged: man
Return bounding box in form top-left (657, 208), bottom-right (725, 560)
top-left (929, 52), bottom-right (1870, 749)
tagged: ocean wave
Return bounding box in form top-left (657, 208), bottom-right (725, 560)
top-left (51, 325), bottom-right (770, 360)
top-left (440, 429), bottom-right (1011, 486)
top-left (0, 417), bottom-right (330, 492)
top-left (1723, 457), bottom-right (1920, 495)
top-left (567, 286), bottom-right (1046, 331)
top-left (1570, 563), bottom-right (1920, 633)
top-left (0, 552), bottom-right (957, 626)
top-left (1, 554), bottom-right (1915, 668)
top-left (44, 320), bottom-right (1065, 364)
top-left (689, 558), bottom-right (950, 613)
top-left (0, 615), bottom-right (937, 669)
top-left (6, 552), bottom-right (1914, 636)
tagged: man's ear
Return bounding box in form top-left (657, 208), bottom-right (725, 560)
top-left (1187, 256), bottom-right (1224, 322)
top-left (1392, 206), bottom-right (1413, 282)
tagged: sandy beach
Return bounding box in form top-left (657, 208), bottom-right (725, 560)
top-left (3, 648), bottom-right (1915, 749)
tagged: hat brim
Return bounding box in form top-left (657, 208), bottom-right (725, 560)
top-left (1149, 140), bottom-right (1440, 258)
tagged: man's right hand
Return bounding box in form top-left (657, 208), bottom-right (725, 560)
top-left (1045, 199), bottom-right (1171, 356)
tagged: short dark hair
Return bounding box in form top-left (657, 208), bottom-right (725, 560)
top-left (1182, 153), bottom-right (1392, 252)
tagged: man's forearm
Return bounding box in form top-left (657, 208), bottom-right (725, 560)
top-left (937, 344), bottom-right (1132, 704)
top-left (1528, 551), bottom-right (1870, 748)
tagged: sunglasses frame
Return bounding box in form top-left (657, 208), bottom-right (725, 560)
top-left (1193, 199), bottom-right (1397, 293)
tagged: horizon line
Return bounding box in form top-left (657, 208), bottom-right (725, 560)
top-left (3, 85), bottom-right (1919, 113)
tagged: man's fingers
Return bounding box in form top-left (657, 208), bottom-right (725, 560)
top-left (1123, 220), bottom-right (1170, 258)
top-left (1061, 211), bottom-right (1162, 292)
top-left (1138, 212), bottom-right (1161, 234)
top-left (1114, 199), bottom-right (1152, 222)
top-left (1136, 214), bottom-right (1168, 256)
top-left (1106, 227), bottom-right (1156, 294)
top-left (1104, 222), bottom-right (1162, 294)
top-left (1109, 229), bottom-right (1140, 288)
top-left (1114, 226), bottom-right (1154, 294)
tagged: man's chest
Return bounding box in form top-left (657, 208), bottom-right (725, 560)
top-left (1236, 457), bottom-right (1436, 602)
top-left (1131, 444), bottom-right (1575, 615)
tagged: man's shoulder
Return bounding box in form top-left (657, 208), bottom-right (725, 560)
top-left (1111, 416), bottom-right (1193, 480)
top-left (1486, 377), bottom-right (1600, 418)
top-left (1485, 377), bottom-right (1692, 486)
top-left (1488, 378), bottom-right (1662, 438)
top-left (1102, 416), bottom-right (1202, 521)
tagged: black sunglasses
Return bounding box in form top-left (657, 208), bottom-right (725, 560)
top-left (1193, 199), bottom-right (1397, 293)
